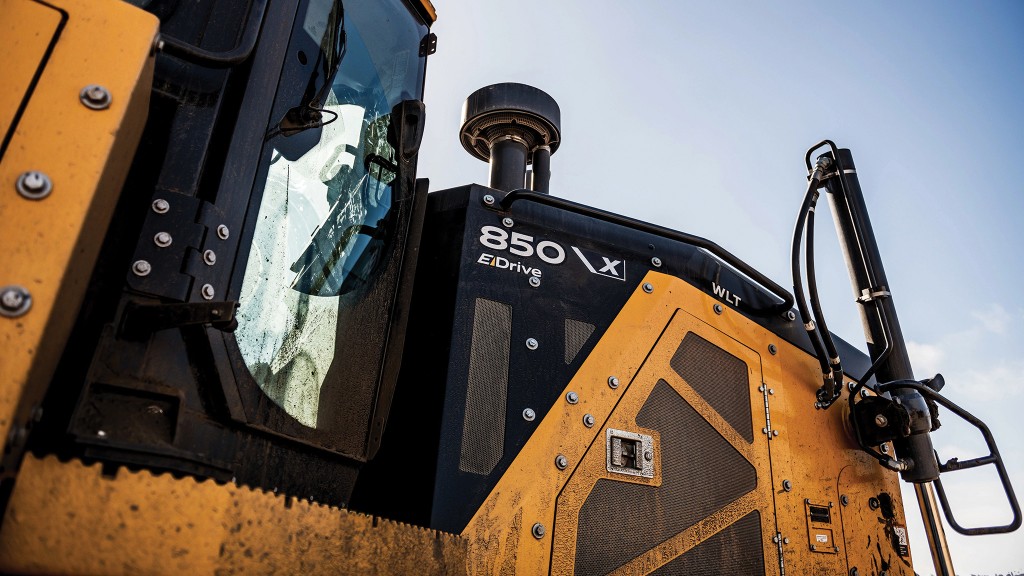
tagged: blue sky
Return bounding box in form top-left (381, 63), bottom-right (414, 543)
top-left (416, 1), bottom-right (1024, 572)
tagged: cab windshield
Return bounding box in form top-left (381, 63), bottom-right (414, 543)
top-left (235, 0), bottom-right (426, 428)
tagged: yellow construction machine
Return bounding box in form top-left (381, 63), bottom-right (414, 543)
top-left (0, 0), bottom-right (1018, 574)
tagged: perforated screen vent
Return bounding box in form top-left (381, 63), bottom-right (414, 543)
top-left (564, 319), bottom-right (595, 365)
top-left (458, 299), bottom-right (512, 475)
top-left (670, 332), bottom-right (754, 443)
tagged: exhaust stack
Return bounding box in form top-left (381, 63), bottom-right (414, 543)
top-left (460, 83), bottom-right (560, 193)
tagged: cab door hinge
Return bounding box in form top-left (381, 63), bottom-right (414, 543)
top-left (126, 192), bottom-right (232, 303)
top-left (772, 531), bottom-right (786, 576)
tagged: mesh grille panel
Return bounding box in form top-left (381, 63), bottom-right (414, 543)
top-left (670, 332), bottom-right (754, 443)
top-left (564, 319), bottom-right (595, 364)
top-left (458, 299), bottom-right (511, 474)
top-left (649, 511), bottom-right (764, 575)
top-left (574, 380), bottom-right (757, 575)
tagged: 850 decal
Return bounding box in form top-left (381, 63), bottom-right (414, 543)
top-left (478, 225), bottom-right (566, 264)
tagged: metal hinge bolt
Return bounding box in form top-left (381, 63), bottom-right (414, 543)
top-left (15, 171), bottom-right (52, 200)
top-left (132, 260), bottom-right (152, 277)
top-left (0, 286), bottom-right (32, 318)
top-left (80, 84), bottom-right (112, 110)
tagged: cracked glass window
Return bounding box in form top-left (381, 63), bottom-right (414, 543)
top-left (235, 0), bottom-right (425, 428)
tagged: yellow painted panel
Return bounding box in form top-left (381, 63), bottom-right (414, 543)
top-left (552, 307), bottom-right (779, 575)
top-left (0, 0), bottom-right (156, 458)
top-left (419, 0), bottom-right (437, 22)
top-left (764, 339), bottom-right (914, 573)
top-left (0, 0), bottom-right (62, 139)
top-left (0, 455), bottom-right (469, 575)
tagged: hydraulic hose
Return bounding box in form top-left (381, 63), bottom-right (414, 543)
top-left (806, 204), bottom-right (844, 401)
top-left (791, 173), bottom-right (833, 382)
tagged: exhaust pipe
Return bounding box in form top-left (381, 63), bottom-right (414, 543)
top-left (459, 83), bottom-right (560, 193)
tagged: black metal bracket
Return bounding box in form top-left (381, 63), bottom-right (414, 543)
top-left (878, 379), bottom-right (1022, 535)
top-left (119, 300), bottom-right (238, 340)
top-left (496, 189), bottom-right (795, 316)
top-left (419, 32), bottom-right (437, 57)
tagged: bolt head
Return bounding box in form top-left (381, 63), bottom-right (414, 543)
top-left (785, 310), bottom-right (797, 321)
top-left (152, 198), bottom-right (170, 213)
top-left (841, 495), bottom-right (849, 506)
top-left (154, 232), bottom-right (173, 247)
top-left (782, 479), bottom-right (792, 492)
top-left (555, 455), bottom-right (568, 470)
top-left (644, 450), bottom-right (653, 462)
top-left (502, 217), bottom-right (514, 228)
top-left (80, 84), bottom-right (112, 110)
top-left (651, 257), bottom-right (662, 268)
top-left (874, 414), bottom-right (888, 427)
top-left (528, 276), bottom-right (541, 288)
top-left (201, 283), bottom-right (215, 300)
top-left (783, 537), bottom-right (790, 544)
top-left (531, 522), bottom-right (545, 539)
top-left (583, 414), bottom-right (595, 428)
top-left (522, 408), bottom-right (536, 421)
top-left (713, 304), bottom-right (724, 315)
top-left (203, 249), bottom-right (217, 265)
top-left (0, 286), bottom-right (31, 318)
top-left (880, 442), bottom-right (890, 455)
top-left (768, 388), bottom-right (775, 395)
top-left (217, 224), bottom-right (230, 240)
top-left (526, 337), bottom-right (539, 350)
top-left (483, 194), bottom-right (496, 206)
top-left (772, 430), bottom-right (779, 436)
top-left (860, 389), bottom-right (869, 398)
top-left (566, 391), bottom-right (579, 404)
top-left (15, 171), bottom-right (52, 199)
top-left (607, 376), bottom-right (619, 389)
top-left (132, 260), bottom-right (152, 277)
top-left (1, 288), bottom-right (25, 310)
top-left (642, 282), bottom-right (654, 293)
top-left (768, 344), bottom-right (778, 355)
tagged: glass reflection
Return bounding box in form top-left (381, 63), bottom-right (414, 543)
top-left (235, 0), bottom-right (424, 427)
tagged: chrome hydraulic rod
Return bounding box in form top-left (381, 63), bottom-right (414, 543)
top-left (916, 482), bottom-right (955, 575)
